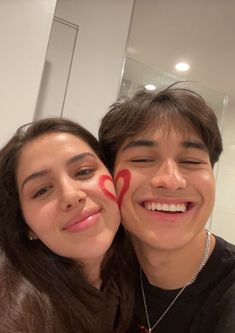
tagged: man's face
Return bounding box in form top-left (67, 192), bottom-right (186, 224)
top-left (114, 126), bottom-right (215, 251)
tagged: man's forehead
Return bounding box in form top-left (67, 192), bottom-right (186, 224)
top-left (118, 124), bottom-right (203, 152)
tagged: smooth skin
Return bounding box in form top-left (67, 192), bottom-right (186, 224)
top-left (114, 126), bottom-right (216, 289)
top-left (17, 132), bottom-right (120, 286)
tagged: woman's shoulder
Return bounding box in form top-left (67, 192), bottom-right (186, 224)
top-left (0, 250), bottom-right (54, 333)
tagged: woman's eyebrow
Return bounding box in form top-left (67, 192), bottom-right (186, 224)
top-left (21, 169), bottom-right (50, 190)
top-left (66, 152), bottom-right (97, 166)
top-left (21, 152), bottom-right (97, 190)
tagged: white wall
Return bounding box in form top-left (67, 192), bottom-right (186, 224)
top-left (211, 96), bottom-right (235, 243)
top-left (53, 0), bottom-right (134, 136)
top-left (0, 0), bottom-right (57, 147)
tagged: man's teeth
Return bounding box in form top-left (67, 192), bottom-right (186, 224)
top-left (144, 202), bottom-right (187, 213)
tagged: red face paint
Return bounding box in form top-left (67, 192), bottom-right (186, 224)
top-left (114, 169), bottom-right (131, 207)
top-left (99, 175), bottom-right (117, 202)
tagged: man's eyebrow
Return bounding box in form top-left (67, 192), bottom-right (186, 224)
top-left (21, 152), bottom-right (97, 190)
top-left (121, 139), bottom-right (158, 151)
top-left (182, 140), bottom-right (208, 152)
top-left (122, 138), bottom-right (208, 152)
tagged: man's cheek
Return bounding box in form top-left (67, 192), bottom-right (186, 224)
top-left (98, 174), bottom-right (117, 202)
top-left (114, 169), bottom-right (131, 207)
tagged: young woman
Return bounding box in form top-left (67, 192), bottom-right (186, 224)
top-left (0, 118), bottom-right (134, 333)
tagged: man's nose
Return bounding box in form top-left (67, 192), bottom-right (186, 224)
top-left (150, 158), bottom-right (187, 191)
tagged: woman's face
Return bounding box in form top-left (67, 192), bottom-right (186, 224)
top-left (16, 132), bottom-right (120, 264)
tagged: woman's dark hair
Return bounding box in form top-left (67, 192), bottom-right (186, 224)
top-left (99, 86), bottom-right (223, 171)
top-left (0, 117), bottom-right (134, 333)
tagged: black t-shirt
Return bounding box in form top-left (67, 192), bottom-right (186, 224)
top-left (128, 236), bottom-right (235, 333)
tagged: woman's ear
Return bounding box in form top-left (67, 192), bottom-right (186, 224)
top-left (28, 229), bottom-right (38, 241)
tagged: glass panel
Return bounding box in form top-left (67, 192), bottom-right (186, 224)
top-left (34, 17), bottom-right (78, 120)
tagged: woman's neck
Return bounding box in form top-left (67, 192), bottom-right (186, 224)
top-left (82, 256), bottom-right (104, 289)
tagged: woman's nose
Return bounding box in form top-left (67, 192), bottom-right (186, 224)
top-left (150, 158), bottom-right (187, 191)
top-left (60, 180), bottom-right (87, 211)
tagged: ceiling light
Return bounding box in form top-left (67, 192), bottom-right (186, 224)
top-left (175, 62), bottom-right (190, 72)
top-left (145, 84), bottom-right (156, 91)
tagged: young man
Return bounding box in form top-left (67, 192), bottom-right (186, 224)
top-left (99, 87), bottom-right (235, 333)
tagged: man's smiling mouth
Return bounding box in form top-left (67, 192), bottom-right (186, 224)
top-left (141, 201), bottom-right (194, 213)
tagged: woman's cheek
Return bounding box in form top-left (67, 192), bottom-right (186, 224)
top-left (98, 174), bottom-right (118, 202)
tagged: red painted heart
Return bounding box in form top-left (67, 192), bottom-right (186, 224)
top-left (99, 175), bottom-right (117, 202)
top-left (114, 169), bottom-right (131, 207)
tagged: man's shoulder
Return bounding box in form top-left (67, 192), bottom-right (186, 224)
top-left (215, 235), bottom-right (235, 259)
top-left (204, 236), bottom-right (235, 302)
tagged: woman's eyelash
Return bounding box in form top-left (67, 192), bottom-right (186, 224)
top-left (33, 186), bottom-right (53, 199)
top-left (74, 168), bottom-right (95, 177)
top-left (31, 168), bottom-right (96, 199)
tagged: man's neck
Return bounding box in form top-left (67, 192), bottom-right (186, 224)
top-left (132, 230), bottom-right (215, 290)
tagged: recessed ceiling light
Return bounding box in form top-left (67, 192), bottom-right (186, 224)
top-left (175, 62), bottom-right (190, 72)
top-left (145, 84), bottom-right (156, 91)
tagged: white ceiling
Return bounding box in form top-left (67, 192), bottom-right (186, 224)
top-left (126, 0), bottom-right (235, 97)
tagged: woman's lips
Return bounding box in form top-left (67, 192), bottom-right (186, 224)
top-left (63, 209), bottom-right (101, 232)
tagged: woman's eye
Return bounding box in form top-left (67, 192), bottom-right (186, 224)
top-left (74, 168), bottom-right (95, 178)
top-left (32, 186), bottom-right (53, 199)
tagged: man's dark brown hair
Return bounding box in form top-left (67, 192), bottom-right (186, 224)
top-left (99, 86), bottom-right (223, 171)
